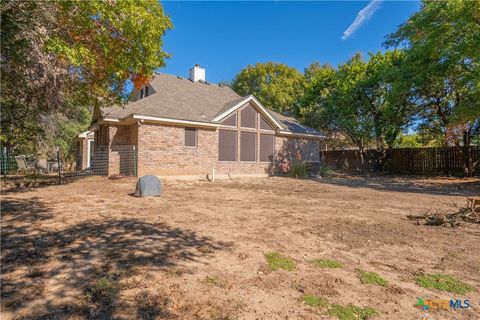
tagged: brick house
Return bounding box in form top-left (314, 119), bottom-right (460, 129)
top-left (89, 65), bottom-right (324, 177)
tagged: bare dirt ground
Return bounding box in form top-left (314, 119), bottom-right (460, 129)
top-left (1, 175), bottom-right (479, 320)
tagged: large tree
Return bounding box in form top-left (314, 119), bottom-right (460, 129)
top-left (302, 52), bottom-right (414, 166)
top-left (0, 0), bottom-right (172, 157)
top-left (231, 62), bottom-right (305, 115)
top-left (385, 0), bottom-right (480, 147)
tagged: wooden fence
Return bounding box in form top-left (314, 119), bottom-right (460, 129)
top-left (321, 146), bottom-right (480, 176)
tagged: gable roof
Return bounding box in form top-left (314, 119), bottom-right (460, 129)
top-left (96, 72), bottom-right (323, 138)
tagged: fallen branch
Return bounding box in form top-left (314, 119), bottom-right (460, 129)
top-left (407, 206), bottom-right (480, 227)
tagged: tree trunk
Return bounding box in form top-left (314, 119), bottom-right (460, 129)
top-left (463, 127), bottom-right (473, 176)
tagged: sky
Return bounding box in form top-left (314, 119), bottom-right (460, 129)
top-left (160, 1), bottom-right (421, 83)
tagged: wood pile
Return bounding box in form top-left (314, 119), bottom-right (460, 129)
top-left (407, 197), bottom-right (480, 227)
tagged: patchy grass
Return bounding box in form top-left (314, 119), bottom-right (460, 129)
top-left (264, 252), bottom-right (296, 271)
top-left (301, 295), bottom-right (377, 319)
top-left (202, 276), bottom-right (230, 289)
top-left (84, 275), bottom-right (119, 303)
top-left (356, 269), bottom-right (388, 287)
top-left (416, 273), bottom-right (475, 294)
top-left (302, 294), bottom-right (329, 308)
top-left (312, 258), bottom-right (343, 269)
top-left (328, 303), bottom-right (378, 320)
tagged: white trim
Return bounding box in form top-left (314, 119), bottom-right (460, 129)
top-left (86, 139), bottom-right (93, 168)
top-left (277, 131), bottom-right (325, 139)
top-left (212, 95), bottom-right (283, 130)
top-left (130, 114), bottom-right (220, 128)
top-left (103, 117), bottom-right (120, 123)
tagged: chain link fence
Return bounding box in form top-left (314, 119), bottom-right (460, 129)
top-left (1, 145), bottom-right (137, 187)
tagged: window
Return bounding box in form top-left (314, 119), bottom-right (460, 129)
top-left (259, 134), bottom-right (274, 162)
top-left (184, 127), bottom-right (197, 147)
top-left (219, 130), bottom-right (237, 161)
top-left (140, 87), bottom-right (145, 99)
top-left (241, 105), bottom-right (257, 128)
top-left (240, 131), bottom-right (256, 161)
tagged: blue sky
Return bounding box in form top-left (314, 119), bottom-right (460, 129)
top-left (160, 1), bottom-right (420, 83)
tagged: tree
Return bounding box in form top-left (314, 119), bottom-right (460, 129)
top-left (385, 0), bottom-right (480, 147)
top-left (0, 0), bottom-right (172, 157)
top-left (231, 62), bottom-right (305, 115)
top-left (302, 52), bottom-right (414, 168)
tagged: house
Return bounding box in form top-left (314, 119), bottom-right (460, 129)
top-left (88, 65), bottom-right (324, 177)
top-left (75, 130), bottom-right (94, 171)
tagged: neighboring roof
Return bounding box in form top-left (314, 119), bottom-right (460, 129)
top-left (98, 72), bottom-right (323, 137)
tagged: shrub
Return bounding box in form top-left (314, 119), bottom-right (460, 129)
top-left (318, 165), bottom-right (334, 177)
top-left (264, 252), bottom-right (296, 271)
top-left (416, 273), bottom-right (475, 294)
top-left (356, 269), bottom-right (388, 287)
top-left (285, 151), bottom-right (308, 178)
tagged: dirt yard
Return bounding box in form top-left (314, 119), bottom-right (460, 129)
top-left (1, 175), bottom-right (479, 320)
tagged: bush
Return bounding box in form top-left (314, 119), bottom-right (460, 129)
top-left (318, 165), bottom-right (334, 177)
top-left (288, 159), bottom-right (308, 178)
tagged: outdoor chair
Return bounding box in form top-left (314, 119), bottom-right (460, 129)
top-left (15, 155), bottom-right (35, 175)
top-left (36, 157), bottom-right (49, 174)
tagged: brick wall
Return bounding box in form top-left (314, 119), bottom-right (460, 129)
top-left (103, 122), bottom-right (321, 177)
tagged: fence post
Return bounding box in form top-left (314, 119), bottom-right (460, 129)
top-left (2, 147), bottom-right (6, 182)
top-left (56, 147), bottom-right (62, 184)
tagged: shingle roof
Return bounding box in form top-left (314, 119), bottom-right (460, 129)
top-left (99, 72), bottom-right (323, 136)
top-left (268, 110), bottom-right (322, 135)
top-left (102, 73), bottom-right (241, 122)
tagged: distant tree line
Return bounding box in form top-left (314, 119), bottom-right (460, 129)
top-left (231, 0), bottom-right (480, 155)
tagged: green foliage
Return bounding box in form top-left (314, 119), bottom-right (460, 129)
top-left (318, 165), bottom-right (334, 178)
top-left (264, 252), bottom-right (296, 271)
top-left (386, 0), bottom-right (480, 145)
top-left (416, 273), bottom-right (475, 294)
top-left (301, 295), bottom-right (378, 320)
top-left (302, 294), bottom-right (329, 308)
top-left (302, 51), bottom-right (413, 154)
top-left (84, 275), bottom-right (118, 303)
top-left (0, 0), bottom-right (172, 157)
top-left (328, 303), bottom-right (378, 320)
top-left (288, 159), bottom-right (308, 179)
top-left (356, 269), bottom-right (388, 287)
top-left (393, 133), bottom-right (423, 148)
top-left (312, 259), bottom-right (343, 269)
top-left (231, 62), bottom-right (305, 115)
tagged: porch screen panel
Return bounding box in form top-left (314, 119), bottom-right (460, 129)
top-left (221, 113), bottom-right (237, 127)
top-left (240, 131), bottom-right (256, 161)
top-left (260, 116), bottom-right (274, 130)
top-left (241, 105), bottom-right (257, 128)
top-left (219, 130), bottom-right (237, 161)
top-left (260, 134), bottom-right (274, 162)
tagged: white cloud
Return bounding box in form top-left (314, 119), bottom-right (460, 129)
top-left (342, 1), bottom-right (383, 40)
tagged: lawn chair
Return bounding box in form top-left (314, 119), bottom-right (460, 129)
top-left (15, 155), bottom-right (35, 175)
top-left (36, 157), bottom-right (49, 174)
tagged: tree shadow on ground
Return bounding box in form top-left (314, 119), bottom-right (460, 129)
top-left (311, 174), bottom-right (480, 197)
top-left (1, 196), bottom-right (230, 319)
